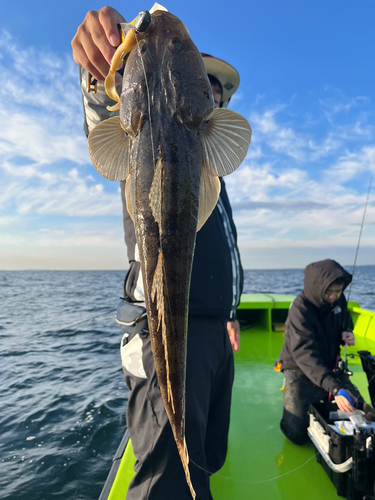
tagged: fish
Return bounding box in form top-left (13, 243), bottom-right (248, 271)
top-left (87, 5), bottom-right (251, 498)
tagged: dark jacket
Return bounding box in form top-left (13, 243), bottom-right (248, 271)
top-left (189, 178), bottom-right (243, 320)
top-left (280, 259), bottom-right (352, 393)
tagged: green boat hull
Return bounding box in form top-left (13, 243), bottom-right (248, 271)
top-left (100, 294), bottom-right (375, 500)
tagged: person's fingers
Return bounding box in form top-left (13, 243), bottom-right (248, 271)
top-left (82, 35), bottom-right (111, 80)
top-left (98, 6), bottom-right (126, 48)
top-left (235, 331), bottom-right (240, 351)
top-left (342, 331), bottom-right (354, 341)
top-left (230, 332), bottom-right (236, 350)
top-left (88, 11), bottom-right (117, 65)
top-left (344, 333), bottom-right (354, 345)
top-left (71, 7), bottom-right (126, 79)
top-left (72, 22), bottom-right (110, 78)
top-left (338, 400), bottom-right (348, 413)
top-left (71, 39), bottom-right (108, 81)
top-left (228, 321), bottom-right (240, 351)
top-left (227, 323), bottom-right (236, 351)
top-left (336, 396), bottom-right (354, 414)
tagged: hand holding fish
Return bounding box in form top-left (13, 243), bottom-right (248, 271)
top-left (71, 6), bottom-right (125, 82)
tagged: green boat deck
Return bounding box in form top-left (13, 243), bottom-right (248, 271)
top-left (102, 294), bottom-right (375, 500)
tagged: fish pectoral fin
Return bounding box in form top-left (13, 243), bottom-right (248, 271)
top-left (199, 108), bottom-right (252, 177)
top-left (197, 169), bottom-right (221, 231)
top-left (88, 117), bottom-right (130, 181)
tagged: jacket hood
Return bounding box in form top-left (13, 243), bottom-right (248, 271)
top-left (303, 259), bottom-right (352, 308)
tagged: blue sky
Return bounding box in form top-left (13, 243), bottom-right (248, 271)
top-left (1, 0), bottom-right (374, 270)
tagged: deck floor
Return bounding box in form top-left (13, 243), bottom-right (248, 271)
top-left (210, 325), bottom-right (375, 499)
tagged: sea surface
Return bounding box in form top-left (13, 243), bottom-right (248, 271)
top-left (1, 267), bottom-right (374, 500)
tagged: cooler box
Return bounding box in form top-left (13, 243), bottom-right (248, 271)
top-left (307, 351), bottom-right (375, 500)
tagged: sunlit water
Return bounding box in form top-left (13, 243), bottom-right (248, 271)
top-left (1, 267), bottom-right (374, 500)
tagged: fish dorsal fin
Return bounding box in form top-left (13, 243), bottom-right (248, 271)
top-left (197, 168), bottom-right (221, 231)
top-left (151, 251), bottom-right (175, 413)
top-left (88, 117), bottom-right (130, 181)
top-left (199, 108), bottom-right (252, 177)
top-left (125, 175), bottom-right (133, 220)
top-left (149, 156), bottom-right (163, 225)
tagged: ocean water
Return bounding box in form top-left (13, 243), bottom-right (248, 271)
top-left (1, 267), bottom-right (374, 500)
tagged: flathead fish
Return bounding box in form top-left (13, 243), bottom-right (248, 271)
top-left (87, 5), bottom-right (251, 498)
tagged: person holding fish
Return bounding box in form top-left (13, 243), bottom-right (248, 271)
top-left (72, 5), bottom-right (251, 499)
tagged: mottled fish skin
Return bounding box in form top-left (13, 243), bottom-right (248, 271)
top-left (121, 11), bottom-right (214, 497)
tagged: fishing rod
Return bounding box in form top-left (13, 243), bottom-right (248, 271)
top-left (342, 176), bottom-right (373, 373)
top-left (346, 176), bottom-right (373, 303)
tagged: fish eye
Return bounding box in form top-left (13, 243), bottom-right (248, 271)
top-left (168, 39), bottom-right (181, 52)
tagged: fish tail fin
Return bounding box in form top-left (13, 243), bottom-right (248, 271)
top-left (177, 438), bottom-right (196, 499)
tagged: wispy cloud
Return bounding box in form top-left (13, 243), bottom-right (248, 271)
top-left (327, 146), bottom-right (375, 183)
top-left (0, 110), bottom-right (89, 165)
top-left (320, 94), bottom-right (368, 117)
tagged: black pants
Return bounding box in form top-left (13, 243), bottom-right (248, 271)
top-left (121, 315), bottom-right (234, 500)
top-left (280, 369), bottom-right (363, 445)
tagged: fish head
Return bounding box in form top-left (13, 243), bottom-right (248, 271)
top-left (119, 10), bottom-right (215, 137)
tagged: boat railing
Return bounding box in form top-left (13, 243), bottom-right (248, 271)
top-left (352, 306), bottom-right (375, 339)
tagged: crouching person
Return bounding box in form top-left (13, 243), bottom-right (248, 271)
top-left (279, 259), bottom-right (364, 445)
